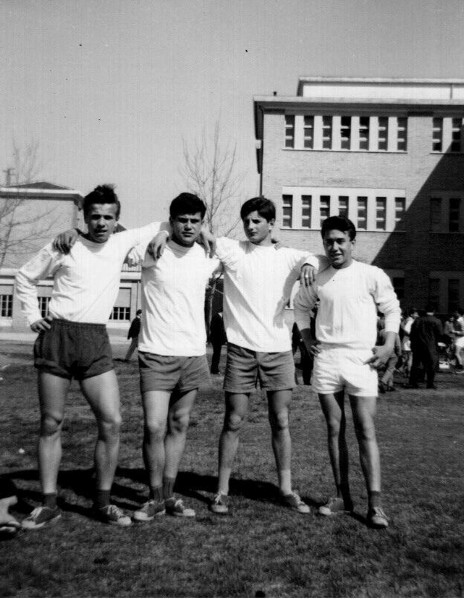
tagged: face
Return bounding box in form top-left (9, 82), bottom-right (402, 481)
top-left (242, 210), bottom-right (274, 245)
top-left (323, 229), bottom-right (355, 269)
top-left (84, 203), bottom-right (119, 243)
top-left (170, 212), bottom-right (203, 247)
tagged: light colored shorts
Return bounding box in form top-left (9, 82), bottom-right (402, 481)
top-left (223, 343), bottom-right (295, 393)
top-left (312, 346), bottom-right (378, 397)
top-left (138, 352), bottom-right (210, 393)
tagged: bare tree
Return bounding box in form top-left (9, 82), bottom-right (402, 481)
top-left (181, 121), bottom-right (244, 237)
top-left (0, 141), bottom-right (59, 268)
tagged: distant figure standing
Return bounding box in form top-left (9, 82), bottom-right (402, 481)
top-left (209, 311), bottom-right (227, 374)
top-left (125, 309), bottom-right (142, 361)
top-left (409, 305), bottom-right (443, 389)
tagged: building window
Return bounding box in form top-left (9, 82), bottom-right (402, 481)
top-left (301, 195), bottom-right (312, 228)
top-left (110, 307), bottom-right (131, 321)
top-left (0, 294), bottom-right (13, 318)
top-left (397, 118), bottom-right (407, 151)
top-left (449, 198), bottom-right (461, 232)
top-left (428, 278), bottom-right (440, 310)
top-left (338, 196), bottom-right (349, 217)
top-left (285, 115), bottom-right (295, 148)
top-left (432, 118), bottom-right (443, 152)
top-left (430, 198), bottom-right (442, 231)
top-left (448, 279), bottom-right (460, 313)
top-left (320, 195), bottom-right (330, 222)
top-left (451, 118), bottom-right (462, 152)
top-left (378, 117), bottom-right (388, 151)
top-left (392, 277), bottom-right (405, 301)
top-left (282, 194), bottom-right (293, 228)
top-left (303, 116), bottom-right (314, 149)
top-left (340, 116), bottom-right (351, 150)
top-left (359, 117), bottom-right (369, 150)
top-left (37, 297), bottom-right (50, 318)
top-left (394, 197), bottom-right (406, 229)
top-left (357, 197), bottom-right (367, 230)
top-left (375, 197), bottom-right (387, 230)
top-left (322, 116), bottom-right (332, 149)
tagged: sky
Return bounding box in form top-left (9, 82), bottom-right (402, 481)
top-left (2, 0), bottom-right (464, 228)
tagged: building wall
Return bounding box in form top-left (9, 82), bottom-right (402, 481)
top-left (259, 109), bottom-right (464, 312)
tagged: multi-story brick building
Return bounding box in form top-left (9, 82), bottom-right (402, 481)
top-left (253, 78), bottom-right (464, 314)
top-left (0, 182), bottom-right (142, 332)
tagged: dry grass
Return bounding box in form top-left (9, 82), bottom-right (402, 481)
top-left (1, 340), bottom-right (464, 597)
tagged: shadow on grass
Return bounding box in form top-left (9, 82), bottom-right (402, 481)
top-left (9, 466), bottom-right (321, 515)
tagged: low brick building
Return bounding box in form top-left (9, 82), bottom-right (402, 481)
top-left (253, 78), bottom-right (464, 313)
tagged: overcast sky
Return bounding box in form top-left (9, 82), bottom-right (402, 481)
top-left (2, 0), bottom-right (464, 227)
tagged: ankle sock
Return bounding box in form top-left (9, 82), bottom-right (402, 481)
top-left (95, 490), bottom-right (111, 510)
top-left (43, 493), bottom-right (57, 509)
top-left (163, 477), bottom-right (176, 500)
top-left (149, 485), bottom-right (164, 503)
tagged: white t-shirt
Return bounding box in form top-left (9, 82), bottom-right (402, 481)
top-left (138, 241), bottom-right (220, 356)
top-left (294, 260), bottom-right (401, 350)
top-left (215, 237), bottom-right (321, 353)
top-left (16, 223), bottom-right (162, 326)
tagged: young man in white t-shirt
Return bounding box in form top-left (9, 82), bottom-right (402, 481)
top-left (293, 216), bottom-right (401, 528)
top-left (16, 185), bottom-right (162, 529)
top-left (132, 193), bottom-right (220, 520)
top-left (209, 197), bottom-right (321, 515)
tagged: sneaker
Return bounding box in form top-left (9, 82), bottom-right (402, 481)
top-left (209, 493), bottom-right (229, 514)
top-left (133, 499), bottom-right (166, 522)
top-left (318, 497), bottom-right (353, 517)
top-left (367, 506), bottom-right (389, 528)
top-left (165, 497), bottom-right (195, 518)
top-left (281, 492), bottom-right (310, 514)
top-left (22, 506), bottom-right (62, 530)
top-left (95, 504), bottom-right (132, 527)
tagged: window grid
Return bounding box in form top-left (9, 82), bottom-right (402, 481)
top-left (320, 196), bottom-right (330, 222)
top-left (357, 197), bottom-right (368, 230)
top-left (303, 116), bottom-right (314, 149)
top-left (394, 197), bottom-right (406, 229)
top-left (282, 194), bottom-right (293, 228)
top-left (285, 115), bottom-right (295, 148)
top-left (448, 279), bottom-right (460, 313)
top-left (449, 198), bottom-right (461, 232)
top-left (428, 279), bottom-right (440, 310)
top-left (338, 196), bottom-right (349, 217)
top-left (301, 195), bottom-right (312, 228)
top-left (396, 118), bottom-right (407, 151)
top-left (37, 297), bottom-right (50, 319)
top-left (359, 117), bottom-right (369, 150)
top-left (340, 116), bottom-right (351, 150)
top-left (451, 118), bottom-right (462, 152)
top-left (378, 117), bottom-right (388, 151)
top-left (110, 307), bottom-right (131, 321)
top-left (375, 197), bottom-right (387, 230)
top-left (432, 118), bottom-right (443, 152)
top-left (322, 116), bottom-right (332, 149)
top-left (0, 294), bottom-right (13, 318)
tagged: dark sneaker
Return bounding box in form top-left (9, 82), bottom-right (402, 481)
top-left (133, 500), bottom-right (166, 522)
top-left (281, 492), bottom-right (310, 514)
top-left (95, 504), bottom-right (132, 527)
top-left (209, 493), bottom-right (229, 514)
top-left (318, 497), bottom-right (353, 516)
top-left (22, 506), bottom-right (62, 530)
top-left (165, 497), bottom-right (195, 518)
top-left (367, 506), bottom-right (389, 528)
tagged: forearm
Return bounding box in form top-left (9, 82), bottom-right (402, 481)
top-left (15, 270), bottom-right (41, 325)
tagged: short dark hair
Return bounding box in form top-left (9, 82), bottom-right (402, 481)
top-left (136, 309), bottom-right (142, 316)
top-left (83, 184), bottom-right (120, 219)
top-left (321, 215), bottom-right (356, 241)
top-left (169, 193), bottom-right (206, 219)
top-left (240, 197), bottom-right (276, 222)
top-left (408, 307), bottom-right (419, 316)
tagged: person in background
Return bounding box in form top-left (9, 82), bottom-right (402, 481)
top-left (124, 309), bottom-right (142, 362)
top-left (409, 305), bottom-right (443, 389)
top-left (399, 307), bottom-right (419, 377)
top-left (209, 311), bottom-right (227, 374)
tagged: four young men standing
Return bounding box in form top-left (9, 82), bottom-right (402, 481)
top-left (16, 189), bottom-right (401, 530)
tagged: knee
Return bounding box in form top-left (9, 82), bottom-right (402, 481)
top-left (354, 421), bottom-right (376, 443)
top-left (269, 410), bottom-right (289, 433)
top-left (99, 413), bottom-right (122, 440)
top-left (40, 413), bottom-right (63, 437)
top-left (224, 411), bottom-right (244, 433)
top-left (170, 412), bottom-right (190, 435)
top-left (326, 417), bottom-right (342, 437)
top-left (145, 419), bottom-right (167, 442)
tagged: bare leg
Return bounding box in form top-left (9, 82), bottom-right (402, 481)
top-left (80, 370), bottom-right (121, 491)
top-left (267, 389), bottom-right (293, 494)
top-left (37, 372), bottom-right (70, 494)
top-left (164, 389), bottom-right (198, 480)
top-left (141, 390), bottom-right (171, 490)
top-left (216, 392), bottom-right (249, 494)
top-left (349, 395), bottom-right (381, 494)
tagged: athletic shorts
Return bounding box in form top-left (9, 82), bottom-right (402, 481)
top-left (312, 346), bottom-right (378, 397)
top-left (138, 352), bottom-right (210, 394)
top-left (223, 343), bottom-right (295, 393)
top-left (33, 319), bottom-right (114, 381)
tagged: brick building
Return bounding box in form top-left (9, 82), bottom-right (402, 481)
top-left (253, 78), bottom-right (464, 314)
top-left (0, 182), bottom-right (143, 332)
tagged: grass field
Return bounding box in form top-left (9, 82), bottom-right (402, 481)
top-left (1, 340), bottom-right (464, 598)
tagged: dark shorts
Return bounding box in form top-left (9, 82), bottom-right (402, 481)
top-left (223, 343), bottom-right (295, 393)
top-left (33, 319), bottom-right (114, 381)
top-left (138, 352), bottom-right (210, 394)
